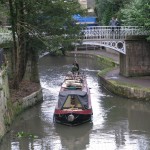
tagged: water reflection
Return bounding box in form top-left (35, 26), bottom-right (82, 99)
top-left (55, 123), bottom-right (92, 150)
top-left (0, 55), bottom-right (150, 150)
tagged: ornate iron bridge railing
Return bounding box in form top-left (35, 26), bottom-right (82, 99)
top-left (80, 26), bottom-right (149, 54)
top-left (81, 26), bottom-right (148, 40)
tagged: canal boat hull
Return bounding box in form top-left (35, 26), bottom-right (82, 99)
top-left (54, 109), bottom-right (92, 126)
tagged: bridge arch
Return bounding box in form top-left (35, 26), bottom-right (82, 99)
top-left (81, 41), bottom-right (125, 54)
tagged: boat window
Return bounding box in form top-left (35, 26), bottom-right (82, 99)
top-left (62, 95), bottom-right (82, 109)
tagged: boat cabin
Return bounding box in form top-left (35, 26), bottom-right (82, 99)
top-left (58, 91), bottom-right (89, 110)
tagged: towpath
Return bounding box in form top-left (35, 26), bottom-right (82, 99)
top-left (71, 50), bottom-right (150, 88)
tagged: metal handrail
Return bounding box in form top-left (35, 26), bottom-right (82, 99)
top-left (81, 26), bottom-right (149, 40)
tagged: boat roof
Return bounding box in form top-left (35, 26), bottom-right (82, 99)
top-left (61, 73), bottom-right (87, 91)
top-left (57, 74), bottom-right (89, 109)
top-left (59, 90), bottom-right (87, 96)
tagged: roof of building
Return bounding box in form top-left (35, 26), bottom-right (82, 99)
top-left (73, 14), bottom-right (97, 24)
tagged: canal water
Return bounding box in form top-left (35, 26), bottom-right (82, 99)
top-left (1, 55), bottom-right (150, 150)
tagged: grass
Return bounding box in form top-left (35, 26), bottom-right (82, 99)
top-left (98, 67), bottom-right (116, 77)
top-left (109, 80), bottom-right (150, 92)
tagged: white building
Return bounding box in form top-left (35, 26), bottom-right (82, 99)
top-left (78, 0), bottom-right (87, 9)
top-left (78, 0), bottom-right (95, 15)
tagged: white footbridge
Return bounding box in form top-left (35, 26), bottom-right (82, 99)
top-left (80, 26), bottom-right (149, 54)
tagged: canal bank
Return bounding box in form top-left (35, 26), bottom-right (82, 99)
top-left (69, 50), bottom-right (150, 101)
top-left (0, 67), bottom-right (43, 141)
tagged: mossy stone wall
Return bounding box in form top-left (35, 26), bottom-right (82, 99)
top-left (0, 68), bottom-right (43, 141)
top-left (0, 69), bottom-right (9, 139)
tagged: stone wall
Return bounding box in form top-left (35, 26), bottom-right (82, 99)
top-left (0, 67), bottom-right (43, 141)
top-left (120, 36), bottom-right (150, 77)
top-left (99, 76), bottom-right (150, 101)
top-left (12, 89), bottom-right (43, 117)
top-left (0, 69), bottom-right (9, 139)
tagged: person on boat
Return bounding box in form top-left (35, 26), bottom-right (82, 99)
top-left (71, 64), bottom-right (78, 73)
top-left (71, 60), bottom-right (79, 74)
top-left (74, 60), bottom-right (79, 71)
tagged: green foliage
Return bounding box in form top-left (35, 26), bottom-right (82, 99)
top-left (16, 131), bottom-right (38, 139)
top-left (23, 0), bottom-right (85, 53)
top-left (98, 67), bottom-right (114, 77)
top-left (0, 1), bottom-right (9, 25)
top-left (95, 0), bottom-right (126, 25)
top-left (95, 0), bottom-right (150, 39)
top-left (109, 80), bottom-right (140, 88)
top-left (0, 0), bottom-right (85, 53)
top-left (120, 0), bottom-right (144, 26)
top-left (119, 0), bottom-right (150, 39)
top-left (0, 0), bottom-right (85, 87)
top-left (0, 41), bottom-right (13, 49)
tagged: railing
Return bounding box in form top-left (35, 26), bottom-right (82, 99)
top-left (81, 26), bottom-right (149, 40)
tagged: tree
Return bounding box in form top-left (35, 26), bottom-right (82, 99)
top-left (5, 0), bottom-right (85, 89)
top-left (95, 0), bottom-right (129, 25)
top-left (120, 0), bottom-right (144, 26)
top-left (33, 0), bottom-right (85, 54)
top-left (0, 1), bottom-right (9, 26)
top-left (120, 0), bottom-right (150, 39)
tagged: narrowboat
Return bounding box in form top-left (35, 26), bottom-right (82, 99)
top-left (53, 72), bottom-right (93, 126)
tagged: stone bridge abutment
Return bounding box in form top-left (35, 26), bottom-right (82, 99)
top-left (120, 36), bottom-right (150, 77)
